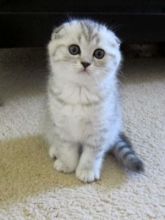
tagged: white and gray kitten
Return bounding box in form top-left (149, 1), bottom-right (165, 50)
top-left (45, 19), bottom-right (144, 183)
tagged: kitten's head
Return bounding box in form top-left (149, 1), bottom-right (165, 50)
top-left (48, 19), bottom-right (121, 85)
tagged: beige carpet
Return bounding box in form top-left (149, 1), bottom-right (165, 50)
top-left (0, 48), bottom-right (165, 220)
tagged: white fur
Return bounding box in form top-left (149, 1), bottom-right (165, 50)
top-left (45, 19), bottom-right (122, 182)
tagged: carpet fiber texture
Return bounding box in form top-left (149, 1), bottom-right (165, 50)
top-left (0, 48), bottom-right (165, 219)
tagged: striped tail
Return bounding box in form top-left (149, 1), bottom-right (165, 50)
top-left (112, 133), bottom-right (144, 172)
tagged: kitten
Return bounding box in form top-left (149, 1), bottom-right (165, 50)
top-left (45, 19), bottom-right (144, 183)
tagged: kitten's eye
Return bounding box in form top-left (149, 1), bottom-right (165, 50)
top-left (93, 49), bottom-right (105, 59)
top-left (69, 44), bottom-right (80, 55)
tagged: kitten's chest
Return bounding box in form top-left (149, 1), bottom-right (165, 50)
top-left (55, 104), bottom-right (90, 141)
top-left (49, 84), bottom-right (109, 141)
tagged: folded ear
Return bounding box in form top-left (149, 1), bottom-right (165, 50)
top-left (48, 25), bottom-right (64, 57)
top-left (115, 35), bottom-right (121, 48)
top-left (51, 25), bottom-right (64, 40)
top-left (108, 30), bottom-right (121, 49)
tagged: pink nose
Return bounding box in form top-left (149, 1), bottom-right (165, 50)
top-left (81, 62), bottom-right (91, 68)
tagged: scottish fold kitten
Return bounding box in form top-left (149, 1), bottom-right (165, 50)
top-left (45, 19), bottom-right (144, 182)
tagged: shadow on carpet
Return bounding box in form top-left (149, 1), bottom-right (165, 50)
top-left (0, 136), bottom-right (126, 206)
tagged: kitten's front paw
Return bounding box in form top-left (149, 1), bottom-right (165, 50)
top-left (54, 159), bottom-right (74, 173)
top-left (76, 167), bottom-right (100, 183)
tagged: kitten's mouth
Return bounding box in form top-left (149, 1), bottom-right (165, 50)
top-left (79, 68), bottom-right (90, 74)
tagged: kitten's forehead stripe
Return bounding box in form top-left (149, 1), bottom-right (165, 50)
top-left (91, 33), bottom-right (100, 44)
top-left (78, 34), bottom-right (82, 43)
top-left (79, 20), bottom-right (102, 43)
top-left (81, 20), bottom-right (98, 42)
top-left (80, 22), bottom-right (89, 41)
top-left (83, 22), bottom-right (94, 41)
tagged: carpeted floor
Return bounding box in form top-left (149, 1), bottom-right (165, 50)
top-left (0, 48), bottom-right (165, 220)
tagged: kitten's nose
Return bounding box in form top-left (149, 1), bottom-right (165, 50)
top-left (81, 62), bottom-right (91, 69)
